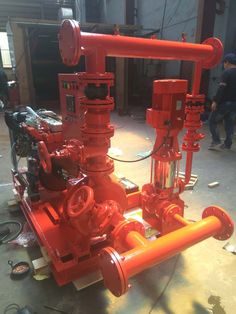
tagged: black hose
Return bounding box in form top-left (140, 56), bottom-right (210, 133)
top-left (0, 220), bottom-right (23, 244)
top-left (108, 122), bottom-right (171, 163)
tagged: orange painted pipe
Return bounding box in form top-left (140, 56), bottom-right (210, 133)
top-left (59, 20), bottom-right (223, 69)
top-left (122, 216), bottom-right (222, 278)
top-left (125, 230), bottom-right (149, 249)
top-left (100, 207), bottom-right (233, 296)
top-left (173, 213), bottom-right (191, 226)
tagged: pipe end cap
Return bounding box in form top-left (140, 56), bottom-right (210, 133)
top-left (99, 247), bottom-right (128, 297)
top-left (59, 19), bottom-right (81, 66)
top-left (202, 38), bottom-right (223, 69)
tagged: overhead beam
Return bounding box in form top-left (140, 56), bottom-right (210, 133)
top-left (0, 1), bottom-right (41, 8)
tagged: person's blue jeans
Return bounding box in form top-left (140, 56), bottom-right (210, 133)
top-left (208, 101), bottom-right (236, 148)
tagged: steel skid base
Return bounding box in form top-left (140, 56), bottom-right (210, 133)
top-left (15, 170), bottom-right (234, 291)
top-left (19, 196), bottom-right (102, 286)
top-left (15, 181), bottom-right (140, 286)
top-left (5, 19), bottom-right (235, 297)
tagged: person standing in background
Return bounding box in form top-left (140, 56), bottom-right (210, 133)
top-left (208, 53), bottom-right (236, 150)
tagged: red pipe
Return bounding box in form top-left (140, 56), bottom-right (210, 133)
top-left (123, 216), bottom-right (222, 278)
top-left (82, 34), bottom-right (211, 61)
top-left (99, 207), bottom-right (234, 296)
top-left (59, 19), bottom-right (222, 182)
top-left (59, 20), bottom-right (223, 69)
top-left (184, 62), bottom-right (204, 184)
top-left (85, 50), bottom-right (106, 73)
top-left (125, 231), bottom-right (149, 249)
top-left (192, 62), bottom-right (202, 96)
top-left (184, 151), bottom-right (193, 185)
top-left (173, 213), bottom-right (191, 226)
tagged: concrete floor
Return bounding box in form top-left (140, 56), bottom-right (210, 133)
top-left (0, 109), bottom-right (236, 314)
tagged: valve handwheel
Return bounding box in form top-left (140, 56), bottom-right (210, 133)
top-left (38, 141), bottom-right (52, 174)
top-left (67, 185), bottom-right (94, 218)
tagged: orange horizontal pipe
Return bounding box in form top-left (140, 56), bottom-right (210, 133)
top-left (125, 231), bottom-right (149, 249)
top-left (173, 214), bottom-right (191, 226)
top-left (81, 32), bottom-right (213, 62)
top-left (122, 216), bottom-right (222, 278)
top-left (59, 20), bottom-right (223, 69)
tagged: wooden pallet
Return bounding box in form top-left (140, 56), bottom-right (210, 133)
top-left (73, 271), bottom-right (103, 291)
top-left (179, 171), bottom-right (198, 190)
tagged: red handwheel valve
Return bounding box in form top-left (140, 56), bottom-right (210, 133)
top-left (66, 185), bottom-right (95, 218)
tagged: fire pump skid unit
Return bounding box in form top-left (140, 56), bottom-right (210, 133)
top-left (5, 20), bottom-right (234, 297)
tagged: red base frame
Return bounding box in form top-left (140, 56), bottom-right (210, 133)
top-left (13, 172), bottom-right (110, 285)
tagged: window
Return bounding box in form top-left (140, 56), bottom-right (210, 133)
top-left (0, 32), bottom-right (12, 68)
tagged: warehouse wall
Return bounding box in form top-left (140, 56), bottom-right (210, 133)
top-left (106, 0), bottom-right (126, 24)
top-left (87, 0), bottom-right (126, 25)
top-left (224, 0), bottom-right (236, 53)
top-left (137, 0), bottom-right (198, 78)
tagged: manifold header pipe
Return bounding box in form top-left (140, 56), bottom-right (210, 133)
top-left (99, 206), bottom-right (234, 297)
top-left (59, 19), bottom-right (223, 70)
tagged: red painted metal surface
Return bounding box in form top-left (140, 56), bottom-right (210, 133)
top-left (142, 80), bottom-right (187, 234)
top-left (99, 207), bottom-right (234, 297)
top-left (58, 73), bottom-right (85, 141)
top-left (38, 141), bottom-right (52, 173)
top-left (59, 20), bottom-right (222, 70)
top-left (10, 19), bottom-right (234, 295)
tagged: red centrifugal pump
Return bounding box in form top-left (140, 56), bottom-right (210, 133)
top-left (6, 19), bottom-right (233, 297)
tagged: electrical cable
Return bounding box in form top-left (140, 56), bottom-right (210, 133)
top-left (4, 303), bottom-right (20, 314)
top-left (0, 220), bottom-right (23, 244)
top-left (44, 304), bottom-right (69, 313)
top-left (164, 0), bottom-right (182, 29)
top-left (160, 0), bottom-right (168, 39)
top-left (139, 16), bottom-right (197, 37)
top-left (147, 254), bottom-right (180, 314)
top-left (108, 123), bottom-right (171, 163)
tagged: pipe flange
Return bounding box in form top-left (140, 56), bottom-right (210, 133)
top-left (111, 219), bottom-right (145, 248)
top-left (162, 203), bottom-right (182, 224)
top-left (80, 99), bottom-right (115, 111)
top-left (80, 161), bottom-right (114, 177)
top-left (59, 19), bottom-right (81, 66)
top-left (186, 94), bottom-right (205, 103)
top-left (202, 206), bottom-right (234, 240)
top-left (78, 72), bottom-right (115, 82)
top-left (202, 38), bottom-right (223, 69)
top-left (99, 247), bottom-right (128, 297)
